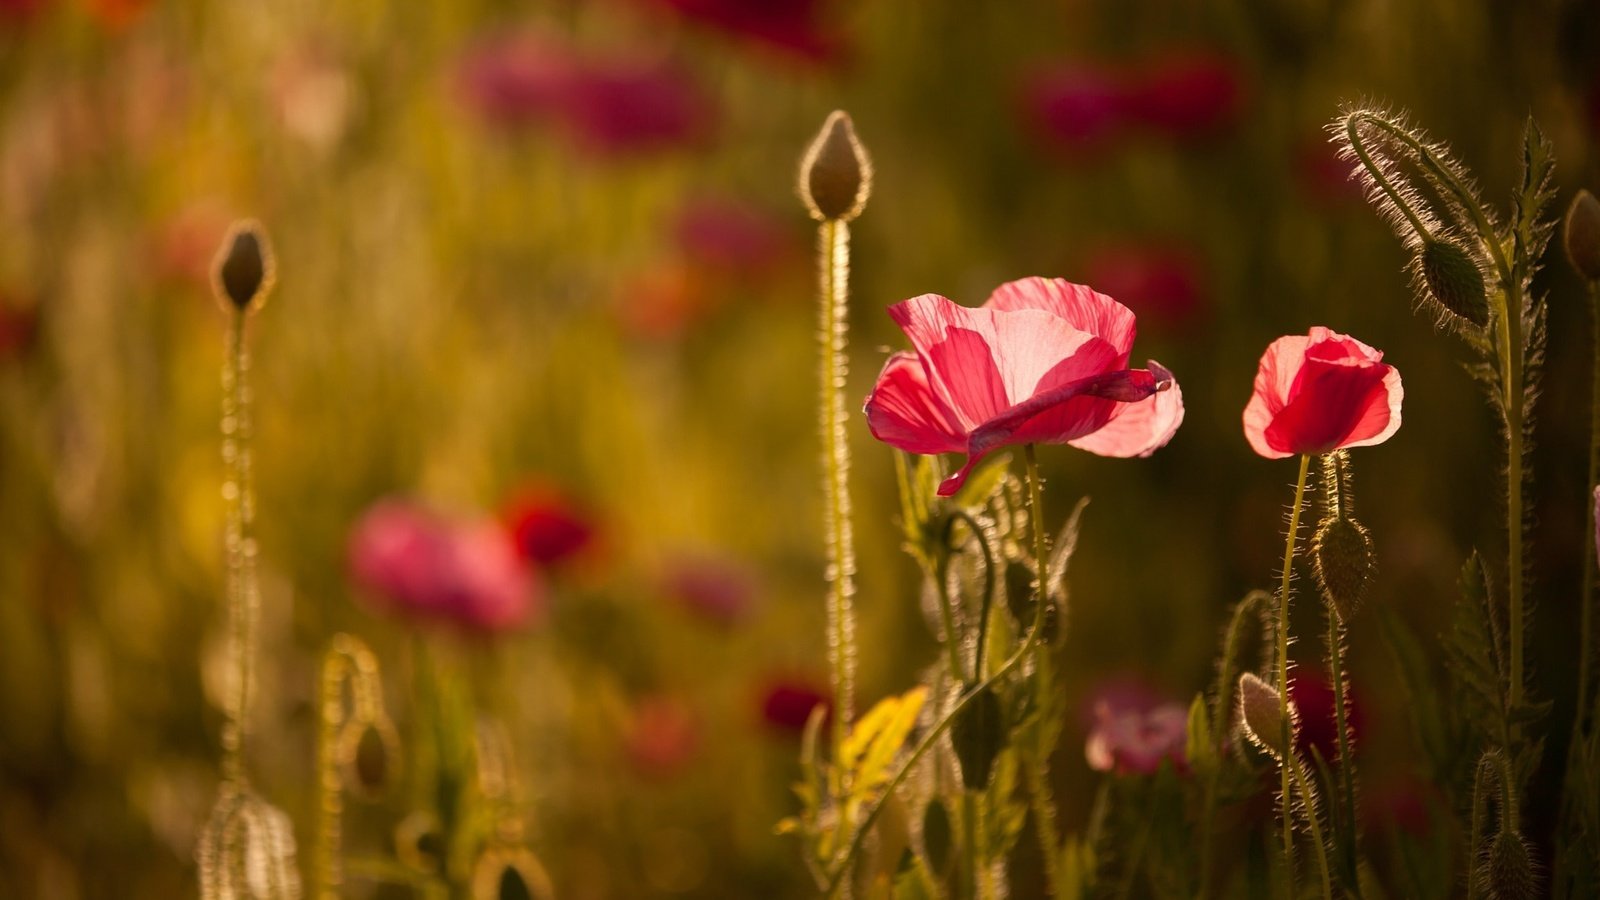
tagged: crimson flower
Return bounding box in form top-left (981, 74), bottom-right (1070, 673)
top-left (502, 483), bottom-right (598, 568)
top-left (1127, 49), bottom-right (1243, 139)
top-left (758, 679), bottom-right (830, 735)
top-left (1288, 671), bottom-right (1364, 766)
top-left (1018, 63), bottom-right (1132, 156)
top-left (633, 0), bottom-right (843, 65)
top-left (1242, 327), bottom-right (1403, 459)
top-left (1082, 241), bottom-right (1206, 329)
top-left (864, 278), bottom-right (1183, 496)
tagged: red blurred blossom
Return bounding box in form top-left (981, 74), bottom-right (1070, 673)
top-left (84, 0), bottom-right (151, 32)
top-left (1288, 670), bottom-right (1364, 766)
top-left (0, 0), bottom-right (44, 25)
top-left (455, 30), bottom-right (572, 129)
top-left (1294, 137), bottom-right (1364, 206)
top-left (759, 678), bottom-right (830, 735)
top-left (1126, 49), bottom-right (1244, 140)
top-left (864, 277), bottom-right (1184, 497)
top-left (1242, 327), bottom-right (1403, 459)
top-left (502, 483), bottom-right (598, 569)
top-left (1085, 698), bottom-right (1188, 776)
top-left (660, 553), bottom-right (757, 626)
top-left (616, 262), bottom-right (714, 341)
top-left (633, 0), bottom-right (844, 65)
top-left (625, 695), bottom-right (702, 779)
top-left (0, 299), bottom-right (39, 359)
top-left (1363, 777), bottom-right (1439, 836)
top-left (348, 499), bottom-right (541, 633)
top-left (1081, 242), bottom-right (1206, 328)
top-left (673, 198), bottom-right (794, 279)
top-left (1019, 63), bottom-right (1132, 157)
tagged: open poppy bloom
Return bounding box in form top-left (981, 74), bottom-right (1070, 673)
top-left (864, 277), bottom-right (1183, 496)
top-left (1242, 327), bottom-right (1402, 459)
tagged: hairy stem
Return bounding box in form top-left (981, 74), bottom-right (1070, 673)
top-left (1327, 607), bottom-right (1360, 891)
top-left (1343, 116), bottom-right (1432, 240)
top-left (1025, 754), bottom-right (1066, 898)
top-left (934, 548), bottom-right (968, 682)
top-left (1579, 278), bottom-right (1600, 734)
top-left (220, 311), bottom-right (259, 786)
top-left (1289, 756), bottom-right (1335, 900)
top-left (1275, 454), bottom-right (1312, 883)
top-left (818, 218), bottom-right (858, 764)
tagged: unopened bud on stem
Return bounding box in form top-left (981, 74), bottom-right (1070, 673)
top-left (799, 111), bottom-right (872, 223)
top-left (1419, 238), bottom-right (1489, 327)
top-left (1564, 189), bottom-right (1600, 283)
top-left (1238, 672), bottom-right (1294, 760)
top-left (213, 220), bottom-right (275, 314)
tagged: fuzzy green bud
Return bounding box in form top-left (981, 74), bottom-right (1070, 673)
top-left (1238, 673), bottom-right (1293, 760)
top-left (1484, 830), bottom-right (1537, 900)
top-left (799, 111), bottom-right (872, 223)
top-left (1564, 189), bottom-right (1600, 282)
top-left (1312, 514), bottom-right (1375, 621)
top-left (949, 683), bottom-right (1006, 790)
top-left (212, 220), bottom-right (275, 314)
top-left (1419, 238), bottom-right (1489, 327)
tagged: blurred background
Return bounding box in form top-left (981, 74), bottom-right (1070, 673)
top-left (2, 0), bottom-right (1600, 896)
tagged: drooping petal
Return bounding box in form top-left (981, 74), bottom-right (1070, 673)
top-left (863, 352), bottom-right (967, 454)
top-left (984, 277), bottom-right (1137, 359)
top-left (1069, 361), bottom-right (1185, 457)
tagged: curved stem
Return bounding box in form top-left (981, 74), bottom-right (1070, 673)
top-left (1276, 454), bottom-right (1313, 885)
top-left (948, 509), bottom-right (997, 678)
top-left (1343, 116), bottom-right (1432, 240)
top-left (1289, 757), bottom-right (1335, 900)
top-left (1024, 446), bottom-right (1049, 639)
top-left (818, 218), bottom-right (858, 762)
top-left (934, 547), bottom-right (968, 683)
top-left (1578, 278), bottom-right (1600, 735)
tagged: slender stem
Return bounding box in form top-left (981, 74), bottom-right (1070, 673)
top-left (1025, 755), bottom-right (1066, 898)
top-left (1288, 757), bottom-right (1335, 900)
top-left (1327, 607), bottom-right (1359, 888)
top-left (1024, 446), bottom-right (1049, 638)
top-left (316, 649), bottom-right (349, 900)
top-left (948, 509), bottom-right (997, 677)
top-left (1343, 117), bottom-right (1431, 239)
top-left (1276, 455), bottom-right (1312, 883)
top-left (1498, 274), bottom-right (1527, 728)
top-left (220, 310), bottom-right (259, 786)
top-left (1579, 278), bottom-right (1600, 735)
top-left (934, 548), bottom-right (968, 681)
top-left (818, 218), bottom-right (858, 763)
top-left (1199, 591), bottom-right (1269, 899)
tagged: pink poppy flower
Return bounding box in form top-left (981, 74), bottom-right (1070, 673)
top-left (455, 30), bottom-right (573, 130)
top-left (349, 499), bottom-right (541, 633)
top-left (758, 678), bottom-right (830, 735)
top-left (1018, 63), bottom-right (1132, 156)
top-left (1288, 671), bottom-right (1364, 766)
top-left (864, 278), bottom-right (1183, 496)
top-left (1242, 327), bottom-right (1403, 459)
top-left (1084, 698), bottom-right (1188, 775)
top-left (556, 56), bottom-right (715, 157)
top-left (502, 483), bottom-right (598, 569)
top-left (1127, 49), bottom-right (1243, 140)
top-left (633, 0), bottom-right (843, 65)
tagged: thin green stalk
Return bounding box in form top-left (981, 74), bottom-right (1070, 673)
top-left (1025, 755), bottom-right (1066, 898)
top-left (220, 310), bottom-right (258, 786)
top-left (1276, 455), bottom-right (1312, 883)
top-left (1199, 591), bottom-right (1270, 899)
top-left (1343, 117), bottom-right (1432, 239)
top-left (1327, 607), bottom-right (1359, 891)
top-left (1288, 757), bottom-right (1335, 900)
top-left (1500, 283), bottom-right (1527, 723)
top-left (1579, 278), bottom-right (1600, 733)
top-left (1020, 445), bottom-right (1064, 896)
top-left (818, 218), bottom-right (858, 764)
top-left (934, 548), bottom-right (968, 682)
top-left (1024, 446), bottom-right (1049, 639)
top-left (948, 509), bottom-right (997, 678)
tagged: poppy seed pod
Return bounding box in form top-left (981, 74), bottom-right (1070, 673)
top-left (798, 110), bottom-right (872, 222)
top-left (1419, 238), bottom-right (1489, 327)
top-left (1238, 672), bottom-right (1293, 760)
top-left (212, 220), bottom-right (275, 313)
top-left (1312, 514), bottom-right (1375, 620)
top-left (1564, 189), bottom-right (1600, 283)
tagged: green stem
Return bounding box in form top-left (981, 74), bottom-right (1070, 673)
top-left (948, 509), bottom-right (998, 679)
top-left (1343, 116), bottom-right (1432, 239)
top-left (1579, 278), bottom-right (1600, 736)
top-left (934, 547), bottom-right (968, 682)
top-left (1199, 591), bottom-right (1270, 899)
top-left (1327, 607), bottom-right (1359, 891)
top-left (220, 310), bottom-right (258, 786)
top-left (1024, 446), bottom-right (1049, 639)
top-left (1288, 757), bottom-right (1335, 900)
top-left (1275, 454), bottom-right (1312, 884)
top-left (1025, 755), bottom-right (1066, 898)
top-left (818, 218), bottom-right (858, 767)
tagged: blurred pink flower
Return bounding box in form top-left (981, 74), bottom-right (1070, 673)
top-left (660, 553), bottom-right (757, 626)
top-left (1127, 49), bottom-right (1244, 140)
top-left (864, 278), bottom-right (1183, 496)
top-left (1082, 242), bottom-right (1206, 328)
top-left (626, 695), bottom-right (701, 779)
top-left (502, 483), bottom-right (599, 569)
top-left (0, 0), bottom-right (45, 25)
top-left (1019, 63), bottom-right (1132, 156)
top-left (556, 55), bottom-right (715, 157)
top-left (759, 678), bottom-right (830, 735)
top-left (349, 499), bottom-right (541, 633)
top-left (633, 0), bottom-right (844, 64)
top-left (1289, 671), bottom-right (1364, 766)
top-left (673, 198), bottom-right (794, 280)
top-left (1084, 693), bottom-right (1188, 775)
top-left (455, 30), bottom-right (573, 129)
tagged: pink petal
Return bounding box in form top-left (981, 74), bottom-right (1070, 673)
top-left (1242, 333), bottom-right (1313, 459)
top-left (1264, 356), bottom-right (1393, 455)
top-left (1337, 363), bottom-right (1403, 449)
top-left (984, 277), bottom-right (1137, 359)
top-left (863, 352), bottom-right (968, 455)
top-left (1069, 362), bottom-right (1185, 457)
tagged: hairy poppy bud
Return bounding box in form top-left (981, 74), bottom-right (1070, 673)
top-left (1564, 189), bottom-right (1600, 282)
top-left (949, 683), bottom-right (1006, 790)
top-left (799, 110), bottom-right (872, 222)
top-left (1312, 514), bottom-right (1375, 620)
top-left (921, 797), bottom-right (953, 876)
top-left (1484, 830), bottom-right (1537, 900)
top-left (212, 220), bottom-right (275, 313)
top-left (339, 719), bottom-right (401, 801)
top-left (1238, 672), bottom-right (1293, 760)
top-left (1419, 238), bottom-right (1489, 327)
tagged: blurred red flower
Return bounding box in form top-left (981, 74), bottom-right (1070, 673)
top-left (633, 0), bottom-right (844, 64)
top-left (864, 278), bottom-right (1183, 496)
top-left (626, 695), bottom-right (702, 779)
top-left (0, 298), bottom-right (39, 360)
top-left (1293, 136), bottom-right (1364, 206)
top-left (659, 553), bottom-right (757, 626)
top-left (1082, 242), bottom-right (1206, 328)
top-left (673, 198), bottom-right (794, 280)
top-left (1084, 697), bottom-right (1188, 776)
top-left (1242, 327), bottom-right (1403, 459)
top-left (349, 499), bottom-right (542, 633)
top-left (456, 30), bottom-right (572, 129)
top-left (1018, 63), bottom-right (1132, 157)
top-left (1127, 49), bottom-right (1244, 139)
top-left (502, 483), bottom-right (598, 569)
top-left (759, 679), bottom-right (830, 735)
top-left (1288, 670), bottom-right (1364, 766)
top-left (0, 0), bottom-right (44, 25)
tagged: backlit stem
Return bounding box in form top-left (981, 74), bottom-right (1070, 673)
top-left (1276, 454), bottom-right (1313, 884)
top-left (818, 218), bottom-right (858, 758)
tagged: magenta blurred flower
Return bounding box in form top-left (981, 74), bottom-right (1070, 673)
top-left (1082, 242), bottom-right (1206, 328)
top-left (1019, 63), bottom-right (1132, 156)
top-left (349, 499), bottom-right (541, 633)
top-left (759, 678), bottom-right (830, 735)
top-left (864, 277), bottom-right (1183, 496)
top-left (1243, 327), bottom-right (1403, 459)
top-left (633, 0), bottom-right (843, 64)
top-left (660, 553), bottom-right (757, 626)
top-left (626, 695), bottom-right (701, 779)
top-left (673, 199), bottom-right (793, 279)
top-left (1288, 671), bottom-right (1364, 766)
top-left (502, 483), bottom-right (598, 569)
top-left (455, 30), bottom-right (573, 130)
top-left (1127, 49), bottom-right (1243, 139)
top-left (556, 55), bottom-right (715, 157)
top-left (1085, 697), bottom-right (1188, 775)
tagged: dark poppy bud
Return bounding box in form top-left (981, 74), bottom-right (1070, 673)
top-left (1419, 238), bottom-right (1489, 327)
top-left (1312, 514), bottom-right (1375, 621)
top-left (949, 683), bottom-right (1006, 790)
top-left (921, 797), bottom-right (953, 876)
top-left (339, 719), bottom-right (400, 801)
top-left (799, 110), bottom-right (872, 222)
top-left (1564, 189), bottom-right (1600, 282)
top-left (212, 220), bottom-right (275, 313)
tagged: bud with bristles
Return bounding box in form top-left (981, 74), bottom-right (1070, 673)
top-left (1483, 830), bottom-right (1537, 900)
top-left (1238, 672), bottom-right (1294, 760)
top-left (1419, 238), bottom-right (1489, 327)
top-left (949, 683), bottom-right (1005, 790)
top-left (212, 220), bottom-right (275, 314)
top-left (920, 797), bottom-right (953, 876)
top-left (799, 110), bottom-right (872, 222)
top-left (1312, 514), bottom-right (1375, 621)
top-left (1564, 189), bottom-right (1600, 282)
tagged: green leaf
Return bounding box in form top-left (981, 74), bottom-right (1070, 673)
top-left (843, 686), bottom-right (928, 805)
top-left (1513, 116), bottom-right (1558, 268)
top-left (1186, 692), bottom-right (1218, 778)
top-left (1446, 551), bottom-right (1509, 749)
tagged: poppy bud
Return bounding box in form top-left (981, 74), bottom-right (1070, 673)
top-left (949, 683), bottom-right (1006, 790)
top-left (339, 719), bottom-right (400, 801)
top-left (921, 797), bottom-right (953, 876)
top-left (798, 110), bottom-right (872, 222)
top-left (212, 220), bottom-right (275, 313)
top-left (1311, 514), bottom-right (1375, 620)
top-left (1484, 830), bottom-right (1537, 900)
top-left (1238, 672), bottom-right (1293, 760)
top-left (1564, 189), bottom-right (1600, 282)
top-left (1419, 238), bottom-right (1489, 327)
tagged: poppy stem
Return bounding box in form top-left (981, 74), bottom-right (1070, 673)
top-left (1022, 444), bottom-right (1066, 897)
top-left (1326, 604), bottom-right (1360, 889)
top-left (1275, 454), bottom-right (1313, 887)
top-left (1579, 277), bottom-right (1600, 738)
top-left (220, 309), bottom-right (259, 787)
top-left (1289, 755), bottom-right (1335, 900)
top-left (817, 217), bottom-right (858, 767)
